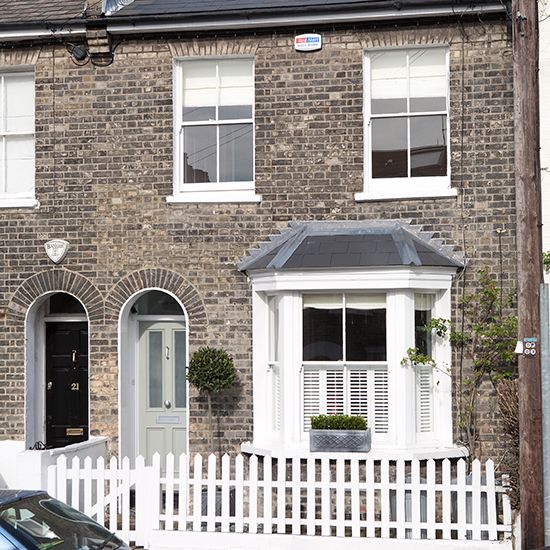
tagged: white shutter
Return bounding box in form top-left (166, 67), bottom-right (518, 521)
top-left (325, 370), bottom-right (344, 416)
top-left (416, 365), bottom-right (433, 433)
top-left (349, 369), bottom-right (369, 421)
top-left (271, 364), bottom-right (281, 431)
top-left (303, 369), bottom-right (320, 430)
top-left (373, 368), bottom-right (389, 434)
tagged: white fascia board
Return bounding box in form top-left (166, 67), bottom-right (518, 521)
top-left (248, 267), bottom-right (457, 292)
top-left (106, 4), bottom-right (505, 35)
top-left (0, 26), bottom-right (86, 41)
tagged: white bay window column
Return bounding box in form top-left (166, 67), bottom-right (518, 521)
top-left (279, 292), bottom-right (302, 448)
top-left (387, 290), bottom-right (416, 448)
top-left (433, 288), bottom-right (453, 446)
top-left (252, 290), bottom-right (270, 448)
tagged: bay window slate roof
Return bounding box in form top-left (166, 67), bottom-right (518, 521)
top-left (239, 221), bottom-right (463, 271)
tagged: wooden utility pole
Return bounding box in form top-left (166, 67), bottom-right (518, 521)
top-left (513, 0), bottom-right (545, 547)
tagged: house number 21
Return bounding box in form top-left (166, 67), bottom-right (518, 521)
top-left (70, 383), bottom-right (80, 391)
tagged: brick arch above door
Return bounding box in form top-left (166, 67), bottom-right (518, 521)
top-left (105, 268), bottom-right (208, 331)
top-left (7, 269), bottom-right (103, 322)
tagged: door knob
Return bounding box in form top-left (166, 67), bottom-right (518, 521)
top-left (164, 400), bottom-right (172, 409)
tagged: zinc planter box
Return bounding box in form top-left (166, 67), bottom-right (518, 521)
top-left (309, 428), bottom-right (371, 453)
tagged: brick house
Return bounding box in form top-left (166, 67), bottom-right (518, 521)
top-left (0, 0), bottom-right (515, 484)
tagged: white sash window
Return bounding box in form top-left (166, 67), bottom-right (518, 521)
top-left (0, 72), bottom-right (36, 208)
top-left (301, 294), bottom-right (388, 435)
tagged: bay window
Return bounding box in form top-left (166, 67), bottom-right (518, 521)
top-left (247, 272), bottom-right (456, 457)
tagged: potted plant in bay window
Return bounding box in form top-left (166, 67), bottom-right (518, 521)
top-left (309, 414), bottom-right (371, 452)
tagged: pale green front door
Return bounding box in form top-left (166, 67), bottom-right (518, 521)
top-left (138, 321), bottom-right (187, 463)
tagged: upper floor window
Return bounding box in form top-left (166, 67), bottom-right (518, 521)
top-left (357, 47), bottom-right (455, 201)
top-left (170, 58), bottom-right (260, 203)
top-left (0, 72), bottom-right (35, 208)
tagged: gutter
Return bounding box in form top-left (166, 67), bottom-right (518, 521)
top-left (0, 26), bottom-right (86, 42)
top-left (106, 3), bottom-right (505, 35)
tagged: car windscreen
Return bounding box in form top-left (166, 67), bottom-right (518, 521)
top-left (0, 494), bottom-right (122, 550)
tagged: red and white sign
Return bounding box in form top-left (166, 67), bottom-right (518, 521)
top-left (294, 33), bottom-right (322, 52)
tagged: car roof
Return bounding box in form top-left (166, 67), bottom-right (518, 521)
top-left (0, 490), bottom-right (47, 507)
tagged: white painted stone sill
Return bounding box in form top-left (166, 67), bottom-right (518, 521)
top-left (241, 441), bottom-right (468, 460)
top-left (0, 197), bottom-right (39, 208)
top-left (355, 188), bottom-right (458, 202)
top-left (167, 190), bottom-right (261, 204)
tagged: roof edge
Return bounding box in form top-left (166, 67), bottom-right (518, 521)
top-left (105, 3), bottom-right (505, 36)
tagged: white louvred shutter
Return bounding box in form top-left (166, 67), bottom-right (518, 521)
top-left (271, 365), bottom-right (281, 431)
top-left (373, 368), bottom-right (389, 434)
top-left (303, 369), bottom-right (320, 430)
top-left (349, 369), bottom-right (369, 421)
top-left (325, 370), bottom-right (344, 416)
top-left (417, 365), bottom-right (433, 433)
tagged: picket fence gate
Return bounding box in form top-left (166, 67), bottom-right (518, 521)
top-left (46, 453), bottom-right (512, 549)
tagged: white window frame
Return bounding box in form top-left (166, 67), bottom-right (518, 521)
top-left (246, 267), bottom-right (461, 459)
top-left (169, 57), bottom-right (260, 204)
top-left (356, 46), bottom-right (456, 202)
top-left (0, 70), bottom-right (37, 208)
top-left (300, 293), bottom-right (389, 438)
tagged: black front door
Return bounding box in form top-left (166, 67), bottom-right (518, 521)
top-left (45, 322), bottom-right (88, 448)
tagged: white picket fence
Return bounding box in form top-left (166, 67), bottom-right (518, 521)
top-left (46, 453), bottom-right (512, 549)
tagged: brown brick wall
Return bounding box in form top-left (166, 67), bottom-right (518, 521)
top-left (0, 16), bottom-right (515, 462)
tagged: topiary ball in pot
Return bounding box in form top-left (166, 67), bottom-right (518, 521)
top-left (187, 347), bottom-right (237, 452)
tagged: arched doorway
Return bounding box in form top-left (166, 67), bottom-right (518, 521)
top-left (119, 290), bottom-right (187, 462)
top-left (25, 292), bottom-right (89, 449)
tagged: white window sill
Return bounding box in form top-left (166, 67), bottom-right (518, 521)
top-left (167, 189), bottom-right (261, 204)
top-left (356, 188), bottom-right (457, 202)
top-left (0, 197), bottom-right (39, 208)
top-left (241, 441), bottom-right (468, 460)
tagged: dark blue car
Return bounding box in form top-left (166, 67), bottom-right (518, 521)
top-left (0, 490), bottom-right (129, 550)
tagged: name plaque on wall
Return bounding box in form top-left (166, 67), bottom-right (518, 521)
top-left (44, 239), bottom-right (70, 264)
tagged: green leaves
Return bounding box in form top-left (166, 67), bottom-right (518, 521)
top-left (187, 346), bottom-right (237, 395)
top-left (310, 414), bottom-right (367, 430)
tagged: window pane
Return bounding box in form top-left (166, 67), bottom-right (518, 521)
top-left (219, 59), bottom-right (253, 113)
top-left (303, 294), bottom-right (343, 361)
top-left (5, 73), bottom-right (34, 132)
top-left (219, 123), bottom-right (253, 182)
top-left (268, 296), bottom-right (279, 363)
top-left (148, 331), bottom-right (163, 408)
top-left (371, 117), bottom-right (407, 178)
top-left (6, 136), bottom-right (34, 193)
top-left (182, 61), bottom-right (217, 121)
top-left (415, 293), bottom-right (434, 357)
top-left (174, 330), bottom-right (187, 408)
top-left (410, 49), bottom-right (447, 112)
top-left (346, 307), bottom-right (386, 361)
top-left (183, 125), bottom-right (217, 183)
top-left (219, 105), bottom-right (252, 120)
top-left (370, 50), bottom-right (407, 114)
top-left (49, 293), bottom-right (85, 315)
top-left (134, 290), bottom-right (184, 315)
top-left (410, 115), bottom-right (447, 177)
